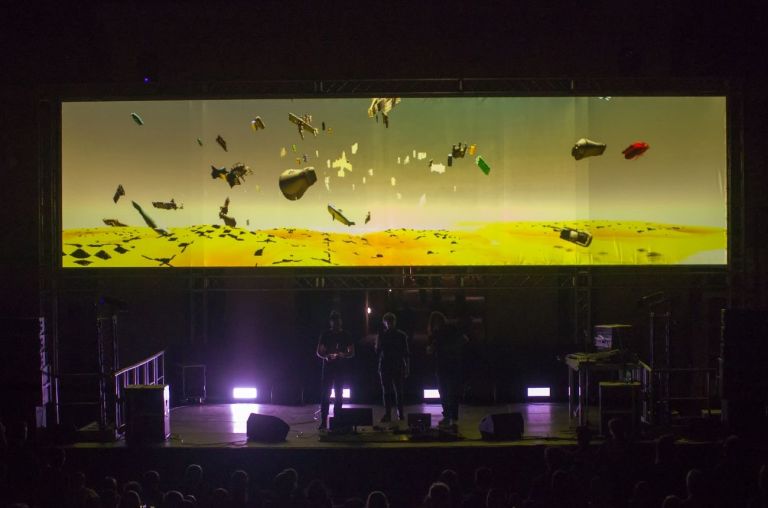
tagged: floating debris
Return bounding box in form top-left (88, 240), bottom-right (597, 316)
top-left (131, 201), bottom-right (158, 229)
top-left (279, 167), bottom-right (317, 200)
top-left (103, 219), bottom-right (127, 227)
top-left (280, 147), bottom-right (287, 158)
top-left (391, 177), bottom-right (396, 186)
top-left (324, 176), bottom-right (331, 191)
top-left (113, 184), bottom-right (125, 203)
top-left (197, 138), bottom-right (203, 146)
top-left (254, 247), bottom-right (265, 256)
top-left (417, 152), bottom-right (427, 160)
top-left (351, 142), bottom-right (359, 155)
top-left (475, 156), bottom-right (491, 175)
top-left (429, 162), bottom-right (446, 174)
top-left (251, 116), bottom-right (266, 131)
top-left (216, 135), bottom-right (228, 152)
top-left (288, 113), bottom-right (318, 139)
top-left (419, 194), bottom-right (426, 207)
top-left (113, 245), bottom-right (129, 254)
top-left (622, 141), bottom-right (650, 160)
top-left (327, 204), bottom-right (355, 226)
top-left (332, 151), bottom-right (352, 175)
top-left (468, 144), bottom-right (477, 156)
top-left (141, 254), bottom-right (176, 267)
top-left (368, 98), bottom-right (401, 127)
top-left (571, 138), bottom-right (606, 160)
top-left (130, 112), bottom-right (144, 126)
top-left (219, 197), bottom-right (236, 227)
top-left (152, 199), bottom-right (182, 210)
top-left (211, 163), bottom-right (252, 188)
top-left (94, 250), bottom-right (111, 260)
top-left (559, 228), bottom-right (593, 247)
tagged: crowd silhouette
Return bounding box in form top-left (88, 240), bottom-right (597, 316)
top-left (1, 418), bottom-right (767, 508)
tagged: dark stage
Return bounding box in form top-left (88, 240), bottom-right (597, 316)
top-left (74, 402), bottom-right (575, 449)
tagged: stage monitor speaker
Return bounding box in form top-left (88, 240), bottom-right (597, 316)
top-left (478, 412), bottom-right (524, 440)
top-left (125, 385), bottom-right (170, 445)
top-left (246, 413), bottom-right (290, 442)
top-left (330, 408), bottom-right (373, 430)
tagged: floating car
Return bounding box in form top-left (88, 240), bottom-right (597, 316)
top-left (559, 228), bottom-right (593, 247)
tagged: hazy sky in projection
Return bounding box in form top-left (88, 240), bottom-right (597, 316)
top-left (62, 97), bottom-right (726, 232)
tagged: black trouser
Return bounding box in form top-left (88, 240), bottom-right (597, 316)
top-left (379, 362), bottom-right (405, 418)
top-left (320, 363), bottom-right (346, 424)
top-left (437, 362), bottom-right (461, 420)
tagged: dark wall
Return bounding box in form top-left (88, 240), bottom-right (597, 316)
top-left (2, 3), bottom-right (767, 424)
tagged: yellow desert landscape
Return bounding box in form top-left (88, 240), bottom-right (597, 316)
top-left (62, 220), bottom-right (725, 267)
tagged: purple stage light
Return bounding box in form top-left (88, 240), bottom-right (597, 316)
top-left (527, 387), bottom-right (551, 397)
top-left (232, 387), bottom-right (257, 400)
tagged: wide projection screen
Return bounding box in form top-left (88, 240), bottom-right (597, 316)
top-left (61, 96), bottom-right (727, 267)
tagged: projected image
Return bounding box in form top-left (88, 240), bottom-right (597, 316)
top-left (61, 97), bottom-right (726, 267)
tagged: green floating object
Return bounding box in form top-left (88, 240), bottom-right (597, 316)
top-left (291, 143), bottom-right (297, 152)
top-left (475, 155), bottom-right (491, 175)
top-left (130, 112), bottom-right (144, 126)
top-left (196, 138), bottom-right (203, 146)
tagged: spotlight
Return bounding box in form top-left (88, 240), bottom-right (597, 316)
top-left (367, 307), bottom-right (372, 314)
top-left (232, 387), bottom-right (258, 400)
top-left (423, 388), bottom-right (441, 400)
top-left (527, 387), bottom-right (550, 398)
top-left (330, 388), bottom-right (351, 399)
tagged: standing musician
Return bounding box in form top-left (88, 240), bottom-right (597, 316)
top-left (375, 312), bottom-right (410, 423)
top-left (316, 310), bottom-right (355, 430)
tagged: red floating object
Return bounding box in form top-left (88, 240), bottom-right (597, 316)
top-left (622, 141), bottom-right (650, 160)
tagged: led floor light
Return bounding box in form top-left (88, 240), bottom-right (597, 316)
top-left (423, 389), bottom-right (441, 400)
top-left (233, 387), bottom-right (258, 400)
top-left (527, 387), bottom-right (551, 397)
top-left (330, 388), bottom-right (351, 399)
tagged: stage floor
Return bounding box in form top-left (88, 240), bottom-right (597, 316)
top-left (76, 402), bottom-right (584, 448)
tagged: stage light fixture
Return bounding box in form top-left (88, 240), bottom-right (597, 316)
top-left (330, 388), bottom-right (351, 399)
top-left (423, 388), bottom-right (441, 400)
top-left (233, 387), bottom-right (258, 400)
top-left (527, 387), bottom-right (551, 398)
top-left (367, 307), bottom-right (372, 314)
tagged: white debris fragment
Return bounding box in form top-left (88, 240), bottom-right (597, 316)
top-left (397, 157), bottom-right (401, 164)
top-left (362, 177), bottom-right (367, 184)
top-left (417, 152), bottom-right (427, 160)
top-left (351, 142), bottom-right (359, 155)
top-left (453, 185), bottom-right (457, 192)
top-left (404, 155), bottom-right (410, 165)
top-left (280, 147), bottom-right (287, 158)
top-left (419, 194), bottom-right (426, 207)
top-left (326, 159), bottom-right (331, 169)
top-left (332, 151), bottom-right (352, 174)
top-left (352, 184), bottom-right (356, 191)
top-left (337, 168), bottom-right (345, 178)
top-left (315, 150), bottom-right (319, 158)
top-left (368, 168), bottom-right (374, 176)
top-left (396, 192), bottom-right (402, 200)
top-left (324, 176), bottom-right (331, 191)
top-left (412, 149), bottom-right (416, 158)
top-left (430, 163), bottom-right (446, 174)
top-left (390, 177), bottom-right (396, 186)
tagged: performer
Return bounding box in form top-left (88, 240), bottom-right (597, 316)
top-left (316, 310), bottom-right (355, 430)
top-left (427, 311), bottom-right (467, 429)
top-left (375, 312), bottom-right (410, 423)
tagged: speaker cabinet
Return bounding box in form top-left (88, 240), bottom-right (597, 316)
top-left (246, 413), bottom-right (290, 442)
top-left (330, 408), bottom-right (373, 431)
top-left (478, 413), bottom-right (524, 440)
top-left (125, 385), bottom-right (170, 444)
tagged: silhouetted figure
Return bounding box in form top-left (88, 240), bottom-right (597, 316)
top-left (316, 311), bottom-right (356, 430)
top-left (376, 312), bottom-right (410, 422)
top-left (528, 448), bottom-right (567, 504)
top-left (438, 469), bottom-right (462, 508)
top-left (210, 488), bottom-right (230, 508)
top-left (181, 464), bottom-right (208, 505)
top-left (142, 470), bottom-right (163, 508)
top-left (229, 469), bottom-right (254, 508)
top-left (663, 495), bottom-right (683, 508)
top-left (681, 469), bottom-right (710, 508)
top-left (427, 311), bottom-right (467, 428)
top-left (485, 488), bottom-right (508, 508)
top-left (305, 479), bottom-right (332, 508)
top-left (425, 482), bottom-right (452, 508)
top-left (647, 434), bottom-right (686, 503)
top-left (748, 464), bottom-right (768, 508)
top-left (265, 468), bottom-right (303, 508)
top-left (712, 435), bottom-right (749, 508)
top-left (463, 467), bottom-right (492, 508)
top-left (365, 491), bottom-right (389, 508)
top-left (628, 480), bottom-right (654, 508)
top-left (162, 490), bottom-right (184, 508)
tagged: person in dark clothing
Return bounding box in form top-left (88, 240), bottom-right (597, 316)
top-left (375, 312), bottom-right (410, 423)
top-left (427, 311), bottom-right (467, 428)
top-left (316, 310), bottom-right (356, 430)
